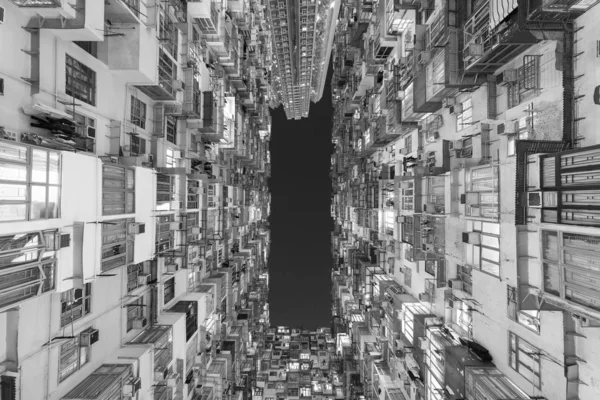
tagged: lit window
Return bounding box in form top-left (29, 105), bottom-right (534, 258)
top-left (0, 142), bottom-right (61, 221)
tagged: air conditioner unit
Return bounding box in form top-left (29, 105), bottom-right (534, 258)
top-left (166, 263), bottom-right (179, 273)
top-left (80, 329), bottom-right (100, 346)
top-left (497, 121), bottom-right (517, 135)
top-left (395, 310), bottom-right (405, 320)
top-left (396, 90), bottom-right (405, 100)
top-left (496, 69), bottom-right (517, 86)
top-left (172, 80), bottom-right (185, 91)
top-left (418, 293), bottom-right (431, 302)
top-left (462, 232), bottom-right (481, 245)
top-left (400, 148), bottom-right (410, 155)
top-left (137, 273), bottom-right (151, 286)
top-left (128, 222), bottom-right (146, 235)
top-left (418, 337), bottom-right (430, 350)
top-left (467, 43), bottom-right (483, 58)
top-left (448, 279), bottom-right (463, 290)
top-left (417, 51), bottom-right (431, 64)
top-left (122, 377), bottom-right (142, 397)
top-left (189, 187), bottom-right (201, 194)
top-left (170, 222), bottom-right (182, 230)
top-left (191, 227), bottom-right (202, 234)
top-left (397, 216), bottom-right (406, 223)
top-left (422, 244), bottom-right (435, 252)
top-left (527, 191), bottom-right (542, 208)
top-left (132, 318), bottom-right (146, 329)
top-left (86, 125), bottom-right (96, 138)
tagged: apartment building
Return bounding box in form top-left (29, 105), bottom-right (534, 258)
top-left (330, 1), bottom-right (600, 400)
top-left (0, 0), bottom-right (273, 399)
top-left (265, 0), bottom-right (341, 119)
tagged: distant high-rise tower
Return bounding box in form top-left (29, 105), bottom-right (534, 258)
top-left (266, 0), bottom-right (341, 119)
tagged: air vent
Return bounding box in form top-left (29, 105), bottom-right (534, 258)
top-left (460, 194), bottom-right (466, 204)
top-left (60, 234), bottom-right (71, 249)
top-left (0, 78), bottom-right (4, 95)
top-left (86, 126), bottom-right (96, 138)
top-left (0, 7), bottom-right (4, 24)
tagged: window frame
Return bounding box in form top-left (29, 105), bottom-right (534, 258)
top-left (508, 331), bottom-right (541, 388)
top-left (101, 164), bottom-right (135, 216)
top-left (101, 218), bottom-right (135, 272)
top-left (164, 277), bottom-right (175, 304)
top-left (60, 282), bottom-right (92, 327)
top-left (130, 96), bottom-right (147, 129)
top-left (65, 54), bottom-right (96, 106)
top-left (126, 297), bottom-right (145, 332)
top-left (0, 141), bottom-right (61, 222)
top-left (540, 230), bottom-right (600, 311)
top-left (58, 335), bottom-right (89, 382)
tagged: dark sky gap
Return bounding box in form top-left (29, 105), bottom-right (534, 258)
top-left (267, 63), bottom-right (335, 329)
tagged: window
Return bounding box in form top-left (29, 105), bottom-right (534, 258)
top-left (166, 116), bottom-right (177, 144)
top-left (166, 148), bottom-right (178, 168)
top-left (126, 297), bottom-right (144, 332)
top-left (403, 266), bottom-right (412, 287)
top-left (130, 96), bottom-right (147, 129)
top-left (507, 135), bottom-right (516, 156)
top-left (60, 283), bottom-right (92, 327)
top-left (541, 230), bottom-right (600, 311)
top-left (507, 285), bottom-right (518, 321)
top-left (59, 336), bottom-right (89, 382)
top-left (66, 54), bottom-right (96, 106)
top-left (127, 263), bottom-right (145, 292)
top-left (164, 277), bottom-right (175, 304)
top-left (130, 136), bottom-right (146, 156)
top-left (466, 221), bottom-right (501, 276)
top-left (401, 181), bottom-right (414, 211)
top-left (101, 219), bottom-right (134, 272)
top-left (0, 142), bottom-right (61, 221)
top-left (507, 55), bottom-right (540, 109)
top-left (66, 109), bottom-right (96, 138)
top-left (508, 332), bottom-right (541, 388)
top-left (457, 265), bottom-right (473, 295)
top-left (156, 173), bottom-right (175, 208)
top-left (404, 135), bottom-right (412, 152)
top-left (0, 231), bottom-right (56, 309)
top-left (102, 164), bottom-right (134, 215)
top-left (456, 99), bottom-right (473, 131)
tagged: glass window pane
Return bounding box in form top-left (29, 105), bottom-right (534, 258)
top-left (30, 185), bottom-right (47, 220)
top-left (49, 153), bottom-right (60, 185)
top-left (48, 186), bottom-right (60, 218)
top-left (482, 235), bottom-right (499, 249)
top-left (0, 163), bottom-right (27, 182)
top-left (0, 142), bottom-right (28, 163)
top-left (0, 183), bottom-right (27, 201)
top-left (543, 263), bottom-right (560, 296)
top-left (31, 150), bottom-right (48, 183)
top-left (482, 247), bottom-right (500, 263)
top-left (0, 204), bottom-right (27, 221)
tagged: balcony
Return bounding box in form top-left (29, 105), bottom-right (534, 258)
top-left (62, 364), bottom-right (135, 400)
top-left (19, 0), bottom-right (105, 41)
top-left (462, 2), bottom-right (539, 74)
top-left (189, 0), bottom-right (221, 34)
top-left (182, 67), bottom-right (202, 119)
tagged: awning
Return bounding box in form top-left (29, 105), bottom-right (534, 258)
top-left (489, 0), bottom-right (518, 29)
top-left (22, 102), bottom-right (74, 120)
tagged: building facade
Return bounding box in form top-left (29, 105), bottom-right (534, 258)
top-left (0, 0), bottom-right (273, 399)
top-left (330, 1), bottom-right (600, 400)
top-left (266, 0), bottom-right (341, 119)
